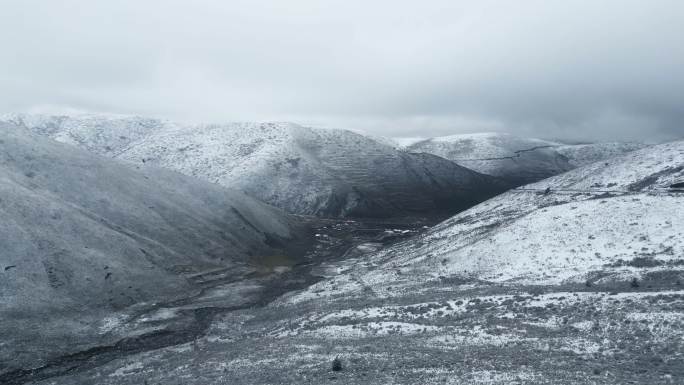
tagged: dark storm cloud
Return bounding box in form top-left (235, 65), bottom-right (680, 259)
top-left (1, 0), bottom-right (683, 142)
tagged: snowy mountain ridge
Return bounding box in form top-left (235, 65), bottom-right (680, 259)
top-left (0, 113), bottom-right (178, 157)
top-left (3, 114), bottom-right (508, 218)
top-left (291, 139), bottom-right (684, 302)
top-left (406, 131), bottom-right (648, 185)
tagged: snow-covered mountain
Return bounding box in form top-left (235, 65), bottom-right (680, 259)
top-left (37, 140), bottom-right (684, 384)
top-left (307, 140), bottom-right (684, 295)
top-left (257, 140), bottom-right (682, 383)
top-left (406, 132), bottom-right (646, 185)
top-left (3, 114), bottom-right (509, 218)
top-left (0, 124), bottom-right (303, 373)
top-left (0, 113), bottom-right (176, 156)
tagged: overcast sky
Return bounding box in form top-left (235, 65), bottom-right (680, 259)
top-left (1, 0), bottom-right (683, 142)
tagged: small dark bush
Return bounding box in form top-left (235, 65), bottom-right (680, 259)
top-left (628, 257), bottom-right (662, 268)
top-left (630, 277), bottom-right (640, 288)
top-left (332, 357), bottom-right (343, 372)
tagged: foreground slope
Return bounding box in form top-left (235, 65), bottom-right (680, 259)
top-left (49, 141), bottom-right (684, 384)
top-left (407, 132), bottom-right (646, 185)
top-left (3, 114), bottom-right (509, 218)
top-left (0, 124), bottom-right (302, 374)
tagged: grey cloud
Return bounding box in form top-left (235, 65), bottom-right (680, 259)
top-left (0, 0), bottom-right (683, 142)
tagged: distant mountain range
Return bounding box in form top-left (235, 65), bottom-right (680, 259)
top-left (2, 114), bottom-right (508, 219)
top-left (405, 132), bottom-right (646, 185)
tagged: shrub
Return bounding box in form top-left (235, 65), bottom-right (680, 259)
top-left (332, 357), bottom-right (343, 372)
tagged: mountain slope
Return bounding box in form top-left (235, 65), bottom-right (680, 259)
top-left (306, 139), bottom-right (684, 296)
top-left (555, 142), bottom-right (648, 167)
top-left (407, 132), bottom-right (646, 186)
top-left (406, 132), bottom-right (571, 185)
top-left (3, 114), bottom-right (510, 219)
top-left (0, 124), bottom-right (303, 373)
top-left (0, 113), bottom-right (175, 156)
top-left (121, 122), bottom-right (510, 218)
top-left (262, 140), bottom-right (684, 384)
top-left (56, 140), bottom-right (684, 385)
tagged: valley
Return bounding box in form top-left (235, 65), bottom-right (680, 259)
top-left (2, 2), bottom-right (682, 383)
top-left (0, 217), bottom-right (432, 385)
top-left (0, 119), bottom-right (680, 385)
top-left (15, 139), bottom-right (679, 385)
top-left (0, 0), bottom-right (684, 385)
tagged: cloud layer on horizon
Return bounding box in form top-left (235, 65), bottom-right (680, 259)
top-left (1, 0), bottom-right (683, 142)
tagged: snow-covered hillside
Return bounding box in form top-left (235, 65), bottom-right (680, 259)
top-left (406, 133), bottom-right (570, 184)
top-left (0, 124), bottom-right (303, 373)
top-left (0, 113), bottom-right (176, 156)
top-left (4, 114), bottom-right (509, 218)
top-left (40, 141), bottom-right (684, 384)
top-left (407, 132), bottom-right (645, 185)
top-left (555, 142), bottom-right (648, 167)
top-left (301, 140), bottom-right (684, 297)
